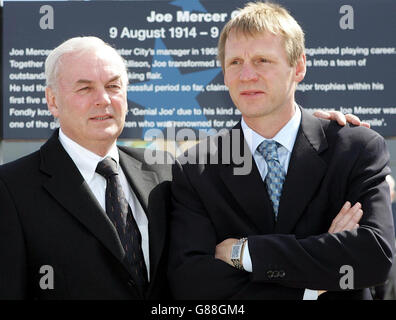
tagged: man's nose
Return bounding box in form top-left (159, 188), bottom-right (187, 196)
top-left (94, 88), bottom-right (111, 106)
top-left (240, 63), bottom-right (258, 81)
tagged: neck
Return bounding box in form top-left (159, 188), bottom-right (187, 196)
top-left (242, 102), bottom-right (296, 139)
top-left (87, 141), bottom-right (117, 157)
top-left (59, 129), bottom-right (117, 157)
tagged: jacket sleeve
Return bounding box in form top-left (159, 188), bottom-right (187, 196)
top-left (248, 133), bottom-right (395, 290)
top-left (0, 178), bottom-right (28, 299)
top-left (167, 160), bottom-right (304, 299)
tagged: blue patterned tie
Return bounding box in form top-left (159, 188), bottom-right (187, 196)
top-left (257, 140), bottom-right (285, 219)
top-left (96, 157), bottom-right (148, 288)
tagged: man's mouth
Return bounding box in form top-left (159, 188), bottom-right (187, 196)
top-left (91, 115), bottom-right (112, 120)
top-left (240, 90), bottom-right (264, 96)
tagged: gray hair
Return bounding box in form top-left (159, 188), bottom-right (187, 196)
top-left (45, 36), bottom-right (128, 90)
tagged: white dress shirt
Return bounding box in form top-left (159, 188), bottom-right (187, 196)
top-left (240, 106), bottom-right (318, 300)
top-left (58, 129), bottom-right (150, 281)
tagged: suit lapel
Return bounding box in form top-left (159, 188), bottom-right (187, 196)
top-left (274, 108), bottom-right (328, 233)
top-left (118, 149), bottom-right (159, 213)
top-left (39, 132), bottom-right (131, 280)
top-left (218, 124), bottom-right (276, 234)
top-left (118, 149), bottom-right (164, 293)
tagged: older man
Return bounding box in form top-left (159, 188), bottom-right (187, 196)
top-left (0, 37), bottom-right (172, 299)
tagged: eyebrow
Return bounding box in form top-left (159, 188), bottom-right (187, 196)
top-left (74, 75), bottom-right (122, 86)
top-left (225, 53), bottom-right (277, 63)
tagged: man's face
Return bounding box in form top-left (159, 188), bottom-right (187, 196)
top-left (223, 30), bottom-right (305, 122)
top-left (46, 48), bottom-right (128, 153)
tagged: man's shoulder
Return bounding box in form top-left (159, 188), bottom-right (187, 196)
top-left (0, 150), bottom-right (41, 178)
top-left (118, 145), bottom-right (174, 178)
top-left (0, 150), bottom-right (42, 193)
top-left (301, 108), bottom-right (384, 148)
top-left (325, 121), bottom-right (384, 147)
top-left (0, 133), bottom-right (65, 185)
top-left (119, 145), bottom-right (173, 163)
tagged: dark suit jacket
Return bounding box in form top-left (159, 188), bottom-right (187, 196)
top-left (0, 130), bottom-right (172, 300)
top-left (168, 108), bottom-right (395, 300)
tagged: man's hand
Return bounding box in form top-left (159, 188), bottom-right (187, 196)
top-left (215, 238), bottom-right (238, 267)
top-left (313, 110), bottom-right (370, 128)
top-left (328, 201), bottom-right (362, 233)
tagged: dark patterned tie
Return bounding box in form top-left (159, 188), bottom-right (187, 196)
top-left (257, 140), bottom-right (286, 219)
top-left (96, 157), bottom-right (148, 288)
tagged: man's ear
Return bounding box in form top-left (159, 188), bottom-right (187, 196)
top-left (45, 86), bottom-right (59, 118)
top-left (294, 54), bottom-right (306, 83)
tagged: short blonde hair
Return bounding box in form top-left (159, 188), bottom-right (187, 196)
top-left (218, 1), bottom-right (305, 70)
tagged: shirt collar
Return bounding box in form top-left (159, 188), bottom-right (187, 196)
top-left (241, 104), bottom-right (301, 155)
top-left (58, 128), bottom-right (119, 183)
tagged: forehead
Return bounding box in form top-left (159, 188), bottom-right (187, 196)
top-left (58, 48), bottom-right (126, 83)
top-left (225, 29), bottom-right (285, 57)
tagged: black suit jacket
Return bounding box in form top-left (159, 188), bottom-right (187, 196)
top-left (168, 108), bottom-right (395, 299)
top-left (0, 130), bottom-right (172, 299)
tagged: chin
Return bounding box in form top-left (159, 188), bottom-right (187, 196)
top-left (240, 109), bottom-right (272, 119)
top-left (90, 128), bottom-right (120, 142)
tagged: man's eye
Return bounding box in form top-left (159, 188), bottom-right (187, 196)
top-left (78, 87), bottom-right (90, 92)
top-left (228, 60), bottom-right (241, 66)
top-left (259, 58), bottom-right (270, 63)
top-left (107, 84), bottom-right (121, 89)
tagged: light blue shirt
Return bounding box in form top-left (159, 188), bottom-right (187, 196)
top-left (240, 106), bottom-right (318, 300)
top-left (241, 106), bottom-right (301, 181)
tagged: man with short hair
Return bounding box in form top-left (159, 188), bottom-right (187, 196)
top-left (0, 35), bottom-right (370, 300)
top-left (0, 37), bottom-right (172, 299)
top-left (168, 2), bottom-right (394, 299)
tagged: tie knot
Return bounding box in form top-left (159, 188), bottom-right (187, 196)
top-left (257, 140), bottom-right (279, 161)
top-left (96, 157), bottom-right (118, 179)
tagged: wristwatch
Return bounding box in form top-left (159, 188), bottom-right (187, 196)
top-left (231, 237), bottom-right (247, 270)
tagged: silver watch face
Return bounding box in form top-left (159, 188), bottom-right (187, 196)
top-left (231, 244), bottom-right (241, 260)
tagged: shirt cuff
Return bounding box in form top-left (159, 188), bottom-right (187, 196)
top-left (242, 240), bottom-right (253, 272)
top-left (303, 289), bottom-right (319, 300)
